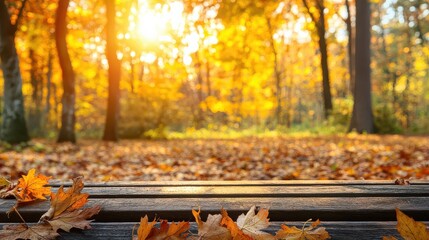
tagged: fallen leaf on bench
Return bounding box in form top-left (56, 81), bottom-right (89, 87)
top-left (221, 206), bottom-right (275, 240)
top-left (275, 219), bottom-right (330, 240)
top-left (0, 223), bottom-right (59, 240)
top-left (191, 208), bottom-right (231, 239)
top-left (133, 217), bottom-right (190, 240)
top-left (134, 215), bottom-right (157, 240)
top-left (46, 205), bottom-right (101, 232)
top-left (151, 220), bottom-right (190, 239)
top-left (221, 208), bottom-right (252, 240)
top-left (39, 177), bottom-right (101, 232)
top-left (13, 169), bottom-right (51, 203)
top-left (395, 208), bottom-right (429, 240)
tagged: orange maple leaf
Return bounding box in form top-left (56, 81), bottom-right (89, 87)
top-left (151, 220), bottom-right (190, 239)
top-left (133, 216), bottom-right (189, 240)
top-left (134, 215), bottom-right (157, 240)
top-left (220, 208), bottom-right (253, 240)
top-left (13, 169), bottom-right (51, 203)
top-left (395, 208), bottom-right (429, 240)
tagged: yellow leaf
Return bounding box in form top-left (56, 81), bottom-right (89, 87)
top-left (396, 208), bottom-right (429, 240)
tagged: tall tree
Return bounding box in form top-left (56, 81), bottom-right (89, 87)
top-left (344, 0), bottom-right (355, 95)
top-left (0, 0), bottom-right (30, 143)
top-left (103, 0), bottom-right (121, 141)
top-left (348, 0), bottom-right (374, 133)
top-left (302, 0), bottom-right (333, 118)
top-left (56, 0), bottom-right (76, 143)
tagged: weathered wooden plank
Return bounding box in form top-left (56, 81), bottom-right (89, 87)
top-left (49, 180), bottom-right (429, 187)
top-left (1, 221), bottom-right (417, 240)
top-left (2, 197), bottom-right (428, 222)
top-left (52, 185), bottom-right (429, 198)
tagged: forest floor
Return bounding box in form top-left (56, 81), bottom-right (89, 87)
top-left (0, 134), bottom-right (428, 182)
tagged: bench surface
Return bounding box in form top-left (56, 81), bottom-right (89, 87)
top-left (1, 180), bottom-right (429, 239)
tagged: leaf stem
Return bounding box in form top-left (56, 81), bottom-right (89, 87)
top-left (13, 206), bottom-right (27, 225)
top-left (301, 218), bottom-right (312, 232)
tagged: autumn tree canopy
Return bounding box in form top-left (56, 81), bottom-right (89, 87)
top-left (0, 0), bottom-right (428, 141)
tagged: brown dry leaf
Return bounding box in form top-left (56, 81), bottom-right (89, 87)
top-left (150, 220), bottom-right (190, 239)
top-left (0, 223), bottom-right (59, 240)
top-left (192, 208), bottom-right (232, 240)
top-left (396, 208), bottom-right (429, 240)
top-left (220, 208), bottom-right (253, 240)
top-left (134, 215), bottom-right (157, 240)
top-left (47, 205), bottom-right (101, 232)
top-left (394, 179), bottom-right (410, 185)
top-left (275, 219), bottom-right (330, 240)
top-left (13, 169), bottom-right (51, 203)
top-left (39, 177), bottom-right (101, 233)
top-left (39, 177), bottom-right (89, 221)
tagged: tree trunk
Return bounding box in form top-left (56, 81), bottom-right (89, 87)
top-left (103, 0), bottom-right (121, 141)
top-left (317, 1), bottom-right (333, 118)
top-left (302, 0), bottom-right (333, 119)
top-left (348, 0), bottom-right (374, 133)
top-left (266, 16), bottom-right (282, 126)
top-left (0, 1), bottom-right (30, 144)
top-left (29, 47), bottom-right (43, 135)
top-left (345, 0), bottom-right (355, 95)
top-left (56, 0), bottom-right (76, 143)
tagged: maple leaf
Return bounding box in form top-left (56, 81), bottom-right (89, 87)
top-left (133, 215), bottom-right (157, 240)
top-left (276, 219), bottom-right (331, 240)
top-left (40, 177), bottom-right (89, 221)
top-left (192, 208), bottom-right (232, 240)
top-left (13, 169), bottom-right (51, 203)
top-left (47, 205), bottom-right (101, 232)
top-left (0, 223), bottom-right (59, 240)
top-left (395, 208), bottom-right (429, 240)
top-left (150, 220), bottom-right (190, 240)
top-left (39, 177), bottom-right (101, 232)
top-left (235, 206), bottom-right (275, 240)
top-left (220, 208), bottom-right (253, 240)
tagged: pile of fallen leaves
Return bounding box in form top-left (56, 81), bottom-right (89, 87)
top-left (0, 135), bottom-right (428, 182)
top-left (0, 169), bottom-right (100, 239)
top-left (133, 207), bottom-right (330, 240)
top-left (1, 169), bottom-right (429, 239)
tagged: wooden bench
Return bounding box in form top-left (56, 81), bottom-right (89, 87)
top-left (1, 180), bottom-right (429, 239)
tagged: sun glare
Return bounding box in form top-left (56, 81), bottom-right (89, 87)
top-left (129, 1), bottom-right (185, 42)
top-left (124, 1), bottom-right (215, 66)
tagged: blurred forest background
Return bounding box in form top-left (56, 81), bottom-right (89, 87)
top-left (1, 0), bottom-right (429, 143)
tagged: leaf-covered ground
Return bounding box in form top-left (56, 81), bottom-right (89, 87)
top-left (0, 135), bottom-right (428, 182)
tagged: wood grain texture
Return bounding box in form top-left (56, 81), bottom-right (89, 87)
top-left (2, 196), bottom-right (428, 222)
top-left (45, 185), bottom-right (429, 198)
